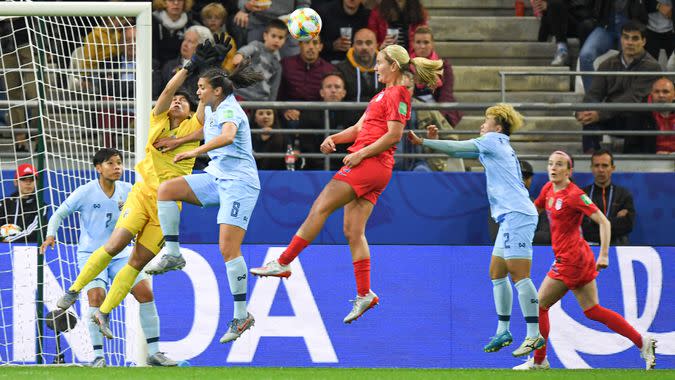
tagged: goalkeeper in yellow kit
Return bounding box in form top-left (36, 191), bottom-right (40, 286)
top-left (56, 38), bottom-right (232, 338)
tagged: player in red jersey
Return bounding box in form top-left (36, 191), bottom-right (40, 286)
top-left (513, 151), bottom-right (656, 370)
top-left (251, 44), bottom-right (443, 323)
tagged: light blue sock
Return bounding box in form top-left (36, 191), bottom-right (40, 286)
top-left (225, 256), bottom-right (248, 320)
top-left (139, 301), bottom-right (160, 355)
top-left (157, 200), bottom-right (181, 257)
top-left (88, 307), bottom-right (104, 358)
top-left (492, 277), bottom-right (513, 334)
top-left (515, 278), bottom-right (540, 338)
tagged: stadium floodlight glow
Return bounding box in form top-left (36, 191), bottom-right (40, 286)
top-left (0, 1), bottom-right (151, 366)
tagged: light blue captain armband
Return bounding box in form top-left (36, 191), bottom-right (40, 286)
top-left (422, 138), bottom-right (480, 158)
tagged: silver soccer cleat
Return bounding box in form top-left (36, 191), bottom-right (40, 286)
top-left (145, 254), bottom-right (186, 275)
top-left (57, 290), bottom-right (80, 310)
top-left (219, 313), bottom-right (255, 343)
top-left (147, 352), bottom-right (178, 367)
top-left (250, 260), bottom-right (291, 278)
top-left (91, 310), bottom-right (113, 339)
top-left (640, 336), bottom-right (657, 370)
top-left (343, 290), bottom-right (379, 324)
top-left (89, 356), bottom-right (106, 368)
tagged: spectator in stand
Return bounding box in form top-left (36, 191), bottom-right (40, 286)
top-left (317, 0), bottom-right (371, 64)
top-left (578, 0), bottom-right (648, 90)
top-left (279, 36), bottom-right (335, 128)
top-left (336, 28), bottom-right (382, 102)
top-left (155, 25), bottom-right (213, 98)
top-left (200, 2), bottom-right (239, 72)
top-left (191, 1), bottom-right (246, 48)
top-left (576, 21), bottom-right (661, 153)
top-left (368, 0), bottom-right (427, 52)
top-left (152, 0), bottom-right (196, 66)
top-left (647, 77), bottom-right (675, 154)
top-left (243, 0), bottom-right (311, 58)
top-left (101, 26), bottom-right (136, 99)
top-left (582, 149), bottom-right (635, 245)
top-left (411, 26), bottom-right (462, 127)
top-left (295, 72), bottom-right (360, 170)
top-left (251, 109), bottom-right (286, 170)
top-left (532, 0), bottom-right (595, 65)
top-left (645, 0), bottom-right (674, 68)
top-left (232, 19), bottom-right (287, 101)
top-left (0, 164), bottom-right (44, 243)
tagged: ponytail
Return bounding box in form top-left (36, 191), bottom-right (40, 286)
top-left (381, 44), bottom-right (443, 89)
top-left (200, 59), bottom-right (264, 98)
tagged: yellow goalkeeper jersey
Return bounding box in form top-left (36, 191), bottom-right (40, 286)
top-left (135, 110), bottom-right (203, 191)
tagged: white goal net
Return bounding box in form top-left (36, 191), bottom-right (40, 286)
top-left (0, 1), bottom-right (151, 366)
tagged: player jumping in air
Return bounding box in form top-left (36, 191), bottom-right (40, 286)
top-left (41, 148), bottom-right (177, 366)
top-left (55, 39), bottom-right (231, 338)
top-left (143, 62), bottom-right (264, 344)
top-left (250, 44), bottom-right (443, 324)
top-left (513, 151), bottom-right (656, 370)
top-left (408, 104), bottom-right (544, 357)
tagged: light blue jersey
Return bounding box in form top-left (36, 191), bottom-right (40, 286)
top-left (203, 94), bottom-right (260, 189)
top-left (47, 179), bottom-right (132, 260)
top-left (471, 132), bottom-right (537, 222)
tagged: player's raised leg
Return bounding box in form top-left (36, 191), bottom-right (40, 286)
top-left (573, 280), bottom-right (656, 370)
top-left (129, 278), bottom-right (178, 366)
top-left (251, 180), bottom-right (356, 277)
top-left (58, 227), bottom-right (136, 310)
top-left (484, 254), bottom-right (514, 352)
top-left (146, 177), bottom-right (202, 275)
top-left (342, 197), bottom-right (379, 324)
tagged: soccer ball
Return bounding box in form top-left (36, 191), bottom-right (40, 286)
top-left (0, 223), bottom-right (21, 240)
top-left (287, 7), bottom-right (322, 42)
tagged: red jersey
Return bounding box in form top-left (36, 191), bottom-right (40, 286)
top-left (653, 110), bottom-right (675, 153)
top-left (348, 85), bottom-right (411, 168)
top-left (535, 181), bottom-right (599, 265)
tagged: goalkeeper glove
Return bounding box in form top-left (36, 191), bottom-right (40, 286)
top-left (183, 41), bottom-right (220, 74)
top-left (212, 34), bottom-right (233, 62)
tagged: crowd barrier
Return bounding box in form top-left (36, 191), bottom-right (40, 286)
top-left (1, 244), bottom-right (673, 368)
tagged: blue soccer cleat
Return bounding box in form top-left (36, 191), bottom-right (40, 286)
top-left (484, 330), bottom-right (514, 352)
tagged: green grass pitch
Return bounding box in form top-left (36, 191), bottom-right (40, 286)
top-left (0, 367), bottom-right (673, 380)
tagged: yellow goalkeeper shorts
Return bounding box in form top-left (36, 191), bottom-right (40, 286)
top-left (115, 181), bottom-right (174, 255)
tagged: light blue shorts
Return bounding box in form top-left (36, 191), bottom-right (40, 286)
top-left (491, 212), bottom-right (538, 260)
top-left (184, 172), bottom-right (259, 230)
top-left (77, 249), bottom-right (146, 294)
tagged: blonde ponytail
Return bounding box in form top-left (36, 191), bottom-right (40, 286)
top-left (381, 44), bottom-right (444, 89)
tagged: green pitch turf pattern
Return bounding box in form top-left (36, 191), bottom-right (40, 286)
top-left (0, 367), bottom-right (673, 380)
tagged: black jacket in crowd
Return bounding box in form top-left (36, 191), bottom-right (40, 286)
top-left (590, 0), bottom-right (648, 27)
top-left (0, 192), bottom-right (45, 243)
top-left (316, 0), bottom-right (371, 63)
top-left (581, 182), bottom-right (635, 245)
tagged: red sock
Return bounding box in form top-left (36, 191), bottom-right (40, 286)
top-left (534, 306), bottom-right (549, 364)
top-left (584, 304), bottom-right (642, 348)
top-left (278, 235), bottom-right (309, 266)
top-left (353, 258), bottom-right (371, 297)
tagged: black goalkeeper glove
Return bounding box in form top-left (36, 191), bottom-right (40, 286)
top-left (212, 34), bottom-right (233, 62)
top-left (183, 40), bottom-right (220, 74)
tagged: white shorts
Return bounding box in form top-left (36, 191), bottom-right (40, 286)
top-left (184, 172), bottom-right (259, 230)
top-left (77, 249), bottom-right (147, 293)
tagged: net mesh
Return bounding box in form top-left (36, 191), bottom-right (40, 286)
top-left (0, 11), bottom-right (141, 366)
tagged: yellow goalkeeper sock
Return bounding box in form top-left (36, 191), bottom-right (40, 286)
top-left (100, 264), bottom-right (139, 314)
top-left (69, 247), bottom-right (113, 292)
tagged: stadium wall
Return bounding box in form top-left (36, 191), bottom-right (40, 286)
top-left (3, 170), bottom-right (673, 246)
top-left (1, 244), bottom-right (673, 368)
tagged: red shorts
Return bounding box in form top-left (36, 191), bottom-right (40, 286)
top-left (333, 156), bottom-right (392, 205)
top-left (547, 259), bottom-right (598, 290)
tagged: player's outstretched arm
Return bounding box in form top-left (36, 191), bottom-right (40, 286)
top-left (589, 210), bottom-right (611, 269)
top-left (41, 203), bottom-right (73, 254)
top-left (411, 133), bottom-right (479, 158)
top-left (154, 68), bottom-right (190, 116)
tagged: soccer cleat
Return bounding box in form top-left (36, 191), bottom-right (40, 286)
top-left (89, 356), bottom-right (106, 368)
top-left (57, 290), bottom-right (80, 310)
top-left (512, 356), bottom-right (550, 370)
top-left (484, 330), bottom-right (514, 352)
top-left (250, 260), bottom-right (291, 278)
top-left (147, 352), bottom-right (178, 367)
top-left (219, 313), bottom-right (255, 343)
top-left (343, 290), bottom-right (379, 324)
top-left (640, 335), bottom-right (656, 370)
top-left (144, 254), bottom-right (186, 275)
top-left (512, 334), bottom-right (545, 357)
top-left (91, 310), bottom-right (113, 339)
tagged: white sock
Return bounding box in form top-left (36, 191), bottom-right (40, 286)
top-left (515, 278), bottom-right (540, 338)
top-left (492, 277), bottom-right (513, 334)
top-left (139, 301), bottom-right (160, 355)
top-left (157, 200), bottom-right (181, 257)
top-left (225, 256), bottom-right (248, 320)
top-left (88, 306), bottom-right (104, 358)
